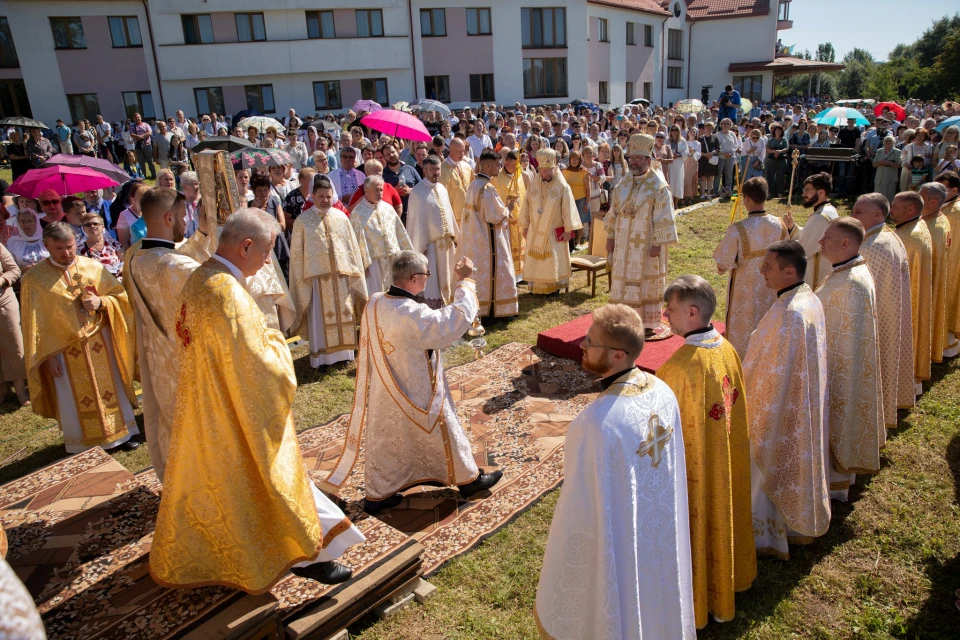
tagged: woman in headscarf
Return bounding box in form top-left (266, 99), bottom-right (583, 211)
top-left (6, 209), bottom-right (48, 271)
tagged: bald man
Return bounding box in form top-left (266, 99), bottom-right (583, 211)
top-left (440, 138), bottom-right (475, 228)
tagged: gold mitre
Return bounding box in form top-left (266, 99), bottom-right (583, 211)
top-left (537, 148), bottom-right (558, 169)
top-left (627, 133), bottom-right (655, 158)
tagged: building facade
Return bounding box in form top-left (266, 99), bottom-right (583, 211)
top-left (0, 0), bottom-right (794, 125)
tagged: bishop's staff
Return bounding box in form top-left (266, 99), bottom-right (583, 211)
top-left (787, 149), bottom-right (801, 205)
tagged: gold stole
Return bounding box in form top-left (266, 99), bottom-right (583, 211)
top-left (529, 179), bottom-right (562, 260)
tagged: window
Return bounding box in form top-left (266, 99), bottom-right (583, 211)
top-left (50, 17), bottom-right (86, 49)
top-left (0, 18), bottom-right (19, 68)
top-left (194, 87), bottom-right (225, 116)
top-left (66, 93), bottom-right (100, 125)
top-left (182, 14), bottom-right (214, 44)
top-left (523, 57), bottom-right (567, 98)
top-left (121, 91), bottom-right (154, 120)
top-left (521, 8), bottom-right (566, 48)
top-left (626, 22), bottom-right (635, 46)
top-left (668, 29), bottom-right (683, 60)
top-left (420, 9), bottom-right (446, 37)
top-left (598, 81), bottom-right (608, 104)
top-left (466, 8), bottom-right (492, 35)
top-left (245, 84), bottom-right (275, 113)
top-left (598, 18), bottom-right (608, 43)
top-left (732, 75), bottom-right (763, 102)
top-left (108, 17), bottom-right (141, 48)
top-left (361, 78), bottom-right (389, 106)
top-left (778, 1), bottom-right (790, 21)
top-left (313, 81), bottom-right (342, 110)
top-left (356, 10), bottom-right (383, 37)
top-left (424, 76), bottom-right (450, 103)
top-left (236, 13), bottom-right (266, 42)
top-left (0, 80), bottom-right (31, 118)
top-left (644, 24), bottom-right (653, 47)
top-left (306, 11), bottom-right (335, 39)
top-left (625, 81), bottom-right (635, 103)
top-left (470, 74), bottom-right (495, 101)
top-left (643, 82), bottom-right (652, 101)
top-left (667, 66), bottom-right (683, 89)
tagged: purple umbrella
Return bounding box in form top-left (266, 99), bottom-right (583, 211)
top-left (42, 154), bottom-right (128, 185)
top-left (351, 99), bottom-right (383, 114)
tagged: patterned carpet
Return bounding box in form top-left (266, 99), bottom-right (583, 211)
top-left (301, 342), bottom-right (600, 575)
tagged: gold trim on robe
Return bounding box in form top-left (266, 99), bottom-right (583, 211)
top-left (895, 218), bottom-right (934, 382)
top-left (921, 212), bottom-right (951, 362)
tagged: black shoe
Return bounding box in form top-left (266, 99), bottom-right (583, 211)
top-left (644, 328), bottom-right (656, 339)
top-left (120, 439), bottom-right (141, 451)
top-left (459, 470), bottom-right (504, 498)
top-left (363, 493), bottom-right (403, 514)
top-left (290, 561), bottom-right (353, 584)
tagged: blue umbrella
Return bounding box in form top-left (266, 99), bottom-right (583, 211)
top-left (935, 115), bottom-right (960, 133)
top-left (813, 107), bottom-right (870, 127)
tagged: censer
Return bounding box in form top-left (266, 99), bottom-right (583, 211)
top-left (466, 316), bottom-right (487, 360)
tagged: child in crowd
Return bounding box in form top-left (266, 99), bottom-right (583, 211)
top-left (123, 150), bottom-right (144, 180)
top-left (908, 155), bottom-right (929, 191)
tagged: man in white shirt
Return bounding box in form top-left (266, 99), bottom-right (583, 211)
top-left (94, 115), bottom-right (113, 161)
top-left (466, 120), bottom-right (493, 160)
top-left (715, 119), bottom-right (741, 196)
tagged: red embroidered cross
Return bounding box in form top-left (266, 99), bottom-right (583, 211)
top-left (721, 375), bottom-right (739, 435)
top-left (175, 303), bottom-right (191, 348)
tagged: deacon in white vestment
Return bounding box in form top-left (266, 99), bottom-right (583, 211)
top-left (326, 252), bottom-right (503, 513)
top-left (350, 175), bottom-right (413, 295)
top-left (124, 186), bottom-right (216, 482)
top-left (784, 172), bottom-right (839, 289)
top-left (406, 155), bottom-right (459, 308)
top-left (743, 240), bottom-right (830, 560)
top-left (536, 304), bottom-right (695, 640)
top-left (288, 176), bottom-right (368, 368)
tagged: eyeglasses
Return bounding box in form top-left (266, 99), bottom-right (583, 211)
top-left (82, 222), bottom-right (103, 228)
top-left (41, 199), bottom-right (61, 206)
top-left (581, 335), bottom-right (625, 352)
top-left (414, 271), bottom-right (432, 278)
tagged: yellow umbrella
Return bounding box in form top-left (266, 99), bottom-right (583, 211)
top-left (740, 98), bottom-right (753, 115)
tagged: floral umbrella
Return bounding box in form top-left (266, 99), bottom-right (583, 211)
top-left (674, 98), bottom-right (705, 114)
top-left (229, 147), bottom-right (299, 171)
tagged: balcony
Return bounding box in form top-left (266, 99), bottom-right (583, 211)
top-left (157, 36), bottom-right (411, 81)
top-left (777, 19), bottom-right (793, 30)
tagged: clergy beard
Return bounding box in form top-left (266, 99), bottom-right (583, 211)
top-left (802, 194), bottom-right (819, 208)
top-left (581, 349), bottom-right (613, 375)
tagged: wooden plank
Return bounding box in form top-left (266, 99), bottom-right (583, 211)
top-left (183, 593), bottom-right (281, 640)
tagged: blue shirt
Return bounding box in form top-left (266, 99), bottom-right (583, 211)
top-left (56, 125), bottom-right (71, 142)
top-left (383, 162), bottom-right (421, 214)
top-left (718, 90), bottom-right (741, 123)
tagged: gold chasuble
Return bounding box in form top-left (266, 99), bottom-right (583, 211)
top-left (151, 260), bottom-right (323, 594)
top-left (895, 217), bottom-right (934, 384)
top-left (493, 168), bottom-right (527, 274)
top-left (606, 168), bottom-right (678, 328)
top-left (743, 284), bottom-right (830, 560)
top-left (859, 224), bottom-right (916, 418)
top-left (21, 257), bottom-right (137, 450)
top-left (518, 153), bottom-right (582, 295)
top-left (713, 212), bottom-right (787, 356)
top-left (440, 157), bottom-right (474, 228)
top-left (815, 257), bottom-right (884, 492)
top-left (657, 327), bottom-right (756, 629)
top-left (943, 198), bottom-right (960, 355)
top-left (921, 211), bottom-right (951, 362)
top-left (289, 206), bottom-right (368, 353)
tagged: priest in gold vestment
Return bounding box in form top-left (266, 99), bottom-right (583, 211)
top-left (935, 171), bottom-right (960, 357)
top-left (289, 176), bottom-right (368, 368)
top-left (326, 252), bottom-right (502, 513)
top-left (919, 183), bottom-right (952, 362)
top-left (606, 134), bottom-right (678, 332)
top-left (21, 222), bottom-right (140, 453)
top-left (851, 193), bottom-right (916, 421)
top-left (743, 240), bottom-right (830, 560)
top-left (892, 192), bottom-right (934, 394)
top-left (493, 149), bottom-right (527, 277)
top-left (406, 155), bottom-right (459, 307)
top-left (151, 210), bottom-right (364, 593)
top-left (124, 187), bottom-right (215, 481)
top-left (784, 172), bottom-right (839, 290)
top-left (713, 177), bottom-right (787, 356)
top-left (455, 150), bottom-right (518, 316)
top-left (351, 175), bottom-right (413, 295)
top-left (440, 138), bottom-right (474, 228)
top-left (815, 218), bottom-right (884, 502)
top-left (518, 148), bottom-right (582, 295)
top-left (658, 275), bottom-right (756, 629)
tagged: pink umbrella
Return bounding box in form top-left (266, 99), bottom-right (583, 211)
top-left (9, 165), bottom-right (119, 199)
top-left (360, 110), bottom-right (432, 142)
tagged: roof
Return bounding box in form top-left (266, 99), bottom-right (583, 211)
top-left (728, 56), bottom-right (846, 76)
top-left (679, 0), bottom-right (771, 21)
top-left (589, 0), bottom-right (672, 16)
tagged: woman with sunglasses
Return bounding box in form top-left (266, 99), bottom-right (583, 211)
top-left (78, 213), bottom-right (124, 281)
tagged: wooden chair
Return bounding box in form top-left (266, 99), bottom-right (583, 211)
top-left (570, 254), bottom-right (610, 297)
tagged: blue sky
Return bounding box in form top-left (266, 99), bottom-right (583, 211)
top-left (784, 0), bottom-right (957, 62)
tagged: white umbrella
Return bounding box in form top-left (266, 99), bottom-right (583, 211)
top-left (417, 99), bottom-right (451, 117)
top-left (237, 116), bottom-right (286, 133)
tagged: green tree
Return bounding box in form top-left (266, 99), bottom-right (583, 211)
top-left (934, 30), bottom-right (960, 95)
top-left (844, 48), bottom-right (875, 65)
top-left (816, 43), bottom-right (835, 63)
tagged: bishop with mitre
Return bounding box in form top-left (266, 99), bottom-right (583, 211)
top-left (151, 210), bottom-right (365, 593)
top-left (536, 304), bottom-right (695, 639)
top-left (325, 251), bottom-right (502, 514)
top-left (493, 149), bottom-right (528, 277)
top-left (406, 154), bottom-right (459, 308)
top-left (743, 240), bottom-right (830, 560)
top-left (518, 148), bottom-right (581, 295)
top-left (21, 222), bottom-right (140, 453)
top-left (351, 175), bottom-right (413, 295)
top-left (658, 276), bottom-right (756, 629)
top-left (815, 218), bottom-right (884, 502)
top-left (289, 175), bottom-right (368, 368)
top-left (605, 134), bottom-right (678, 334)
top-left (455, 149), bottom-right (518, 317)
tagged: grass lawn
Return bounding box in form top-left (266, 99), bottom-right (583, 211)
top-left (2, 196), bottom-right (958, 639)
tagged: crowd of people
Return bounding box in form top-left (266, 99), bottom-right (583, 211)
top-left (1, 91), bottom-right (959, 638)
